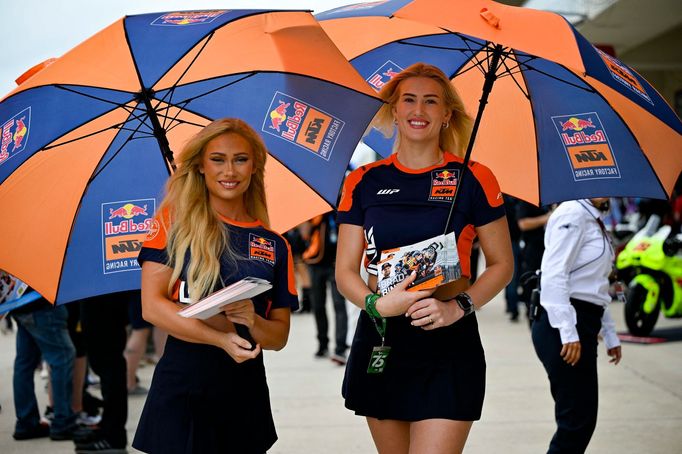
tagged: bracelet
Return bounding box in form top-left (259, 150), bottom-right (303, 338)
top-left (364, 293), bottom-right (382, 319)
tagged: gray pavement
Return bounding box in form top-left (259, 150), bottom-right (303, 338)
top-left (1, 292), bottom-right (681, 453)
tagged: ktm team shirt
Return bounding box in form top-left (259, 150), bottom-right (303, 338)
top-left (138, 210), bottom-right (298, 317)
top-left (337, 152), bottom-right (505, 278)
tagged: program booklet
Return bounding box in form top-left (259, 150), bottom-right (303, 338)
top-left (376, 232), bottom-right (461, 296)
top-left (178, 277), bottom-right (272, 320)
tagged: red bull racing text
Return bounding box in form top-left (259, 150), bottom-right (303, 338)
top-left (552, 113), bottom-right (620, 181)
top-left (597, 49), bottom-right (652, 105)
top-left (262, 92), bottom-right (344, 160)
top-left (0, 107), bottom-right (31, 165)
top-left (101, 199), bottom-right (156, 273)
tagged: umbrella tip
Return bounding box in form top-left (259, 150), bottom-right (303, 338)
top-left (480, 8), bottom-right (500, 29)
top-left (15, 58), bottom-right (57, 86)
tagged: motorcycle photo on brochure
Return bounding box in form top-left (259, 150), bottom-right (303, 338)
top-left (616, 214), bottom-right (682, 337)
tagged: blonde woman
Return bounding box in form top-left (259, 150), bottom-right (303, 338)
top-left (336, 63), bottom-right (513, 453)
top-left (132, 119), bottom-right (297, 454)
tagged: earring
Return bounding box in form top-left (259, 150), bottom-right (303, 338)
top-left (442, 122), bottom-right (449, 129)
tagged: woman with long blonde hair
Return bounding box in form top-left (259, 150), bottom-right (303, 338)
top-left (133, 118), bottom-right (297, 454)
top-left (336, 63), bottom-right (513, 453)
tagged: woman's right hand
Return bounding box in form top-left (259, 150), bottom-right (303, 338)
top-left (375, 272), bottom-right (435, 317)
top-left (221, 331), bottom-right (261, 363)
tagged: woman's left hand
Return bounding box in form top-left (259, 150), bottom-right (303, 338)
top-left (405, 297), bottom-right (464, 330)
top-left (223, 299), bottom-right (256, 329)
top-left (607, 345), bottom-right (622, 365)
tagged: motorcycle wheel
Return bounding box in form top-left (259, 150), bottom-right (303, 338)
top-left (625, 283), bottom-right (660, 336)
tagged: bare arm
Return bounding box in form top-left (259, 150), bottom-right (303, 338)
top-left (141, 261), bottom-right (259, 362)
top-left (468, 216), bottom-right (514, 308)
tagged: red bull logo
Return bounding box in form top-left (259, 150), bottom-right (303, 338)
top-left (0, 107), bottom-right (31, 165)
top-left (367, 61), bottom-right (404, 91)
top-left (108, 203), bottom-right (149, 220)
top-left (151, 10), bottom-right (227, 26)
top-left (262, 92), bottom-right (345, 161)
top-left (560, 117), bottom-right (595, 132)
top-left (597, 49), bottom-right (652, 104)
top-left (102, 199), bottom-right (156, 274)
top-left (552, 113), bottom-right (620, 181)
top-left (429, 168), bottom-right (458, 202)
top-left (249, 234), bottom-right (276, 265)
top-left (268, 101), bottom-right (290, 132)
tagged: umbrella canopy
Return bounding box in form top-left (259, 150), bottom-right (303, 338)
top-left (0, 9), bottom-right (382, 304)
top-left (318, 0), bottom-right (682, 207)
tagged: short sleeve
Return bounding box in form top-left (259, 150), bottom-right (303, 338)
top-left (336, 167), bottom-right (366, 226)
top-left (137, 208), bottom-right (171, 266)
top-left (469, 162), bottom-right (505, 227)
top-left (270, 236), bottom-right (298, 312)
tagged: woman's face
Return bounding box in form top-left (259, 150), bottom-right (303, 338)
top-left (392, 76), bottom-right (451, 147)
top-left (199, 132), bottom-right (255, 210)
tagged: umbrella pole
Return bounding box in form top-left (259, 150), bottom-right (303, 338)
top-left (138, 89), bottom-right (176, 172)
top-left (443, 44), bottom-right (503, 235)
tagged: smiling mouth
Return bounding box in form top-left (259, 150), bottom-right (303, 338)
top-left (220, 181), bottom-right (239, 189)
top-left (408, 119), bottom-right (428, 128)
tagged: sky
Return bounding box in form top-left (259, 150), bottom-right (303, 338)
top-left (0, 0), bottom-right (354, 96)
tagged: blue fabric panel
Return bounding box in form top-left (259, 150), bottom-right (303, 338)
top-left (156, 72), bottom-right (382, 205)
top-left (523, 55), bottom-right (667, 205)
top-left (0, 290), bottom-right (41, 315)
top-left (351, 33), bottom-right (485, 87)
top-left (125, 9), bottom-right (272, 88)
top-left (572, 25), bottom-right (682, 135)
top-left (0, 86), bottom-right (133, 184)
top-left (56, 111), bottom-right (169, 304)
top-left (316, 0), bottom-right (414, 20)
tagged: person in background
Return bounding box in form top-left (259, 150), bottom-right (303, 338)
top-left (335, 63), bottom-right (513, 454)
top-left (503, 194), bottom-right (522, 322)
top-left (133, 118), bottom-right (297, 454)
top-left (532, 198), bottom-right (622, 454)
top-left (10, 291), bottom-right (77, 441)
top-left (284, 224), bottom-right (312, 313)
top-left (303, 212), bottom-right (348, 364)
top-left (516, 200), bottom-right (551, 320)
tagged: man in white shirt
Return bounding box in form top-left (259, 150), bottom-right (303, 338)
top-left (532, 198), bottom-right (622, 454)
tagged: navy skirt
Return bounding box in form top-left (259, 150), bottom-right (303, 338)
top-left (343, 310), bottom-right (486, 421)
top-left (133, 336), bottom-right (276, 454)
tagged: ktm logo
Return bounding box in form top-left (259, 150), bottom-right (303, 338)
top-left (574, 150), bottom-right (608, 163)
top-left (111, 239), bottom-right (142, 254)
top-left (433, 188), bottom-right (454, 195)
top-left (377, 189), bottom-right (400, 195)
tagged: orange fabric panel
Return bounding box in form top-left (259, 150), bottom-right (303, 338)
top-left (4, 19), bottom-right (139, 100)
top-left (583, 76), bottom-right (682, 197)
top-left (320, 16), bottom-right (445, 60)
top-left (453, 54), bottom-right (539, 205)
top-left (154, 12), bottom-right (376, 99)
top-left (0, 108), bottom-right (130, 302)
top-left (264, 157), bottom-right (331, 234)
top-left (397, 0), bottom-right (585, 74)
top-left (456, 224), bottom-right (477, 278)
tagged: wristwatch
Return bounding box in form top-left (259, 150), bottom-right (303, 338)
top-left (454, 292), bottom-right (475, 317)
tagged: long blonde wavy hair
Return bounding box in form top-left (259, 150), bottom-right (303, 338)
top-left (159, 118), bottom-right (269, 302)
top-left (372, 63), bottom-right (473, 157)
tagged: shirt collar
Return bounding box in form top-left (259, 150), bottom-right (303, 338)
top-left (578, 199), bottom-right (604, 220)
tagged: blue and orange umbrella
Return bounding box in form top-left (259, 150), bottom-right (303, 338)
top-left (319, 0), bottom-right (682, 209)
top-left (0, 9), bottom-right (382, 304)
